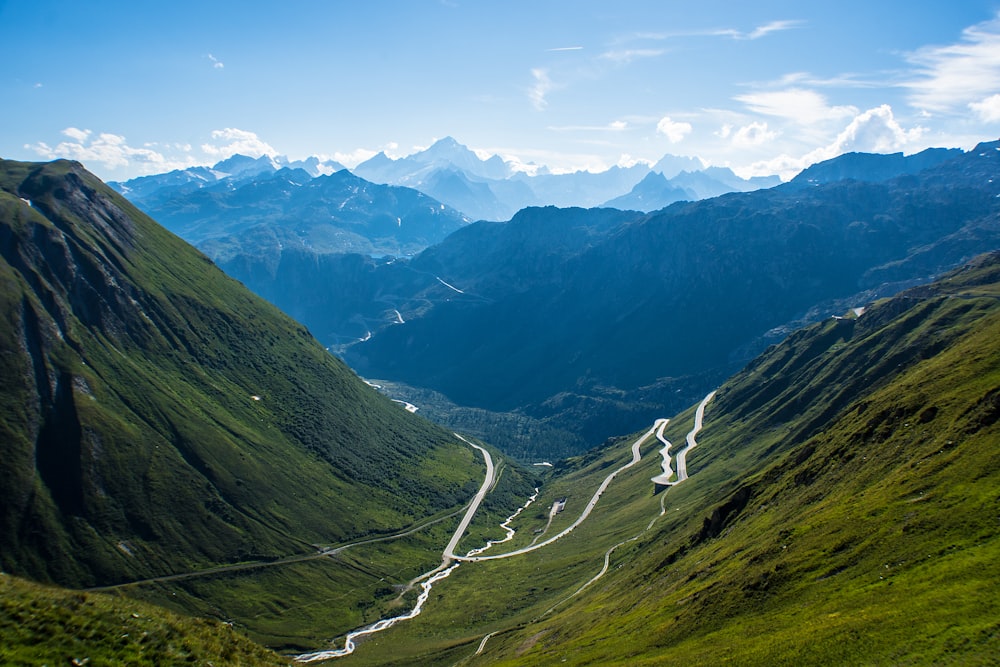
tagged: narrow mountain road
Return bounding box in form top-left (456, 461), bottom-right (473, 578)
top-left (649, 418), bottom-right (674, 485)
top-left (474, 389), bottom-right (718, 656)
top-left (454, 419), bottom-right (667, 563)
top-left (675, 390), bottom-right (716, 482)
top-left (295, 433), bottom-right (495, 662)
top-left (298, 390), bottom-right (718, 662)
top-left (443, 434), bottom-right (495, 562)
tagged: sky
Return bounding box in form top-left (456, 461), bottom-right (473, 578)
top-left (2, 0), bottom-right (1000, 181)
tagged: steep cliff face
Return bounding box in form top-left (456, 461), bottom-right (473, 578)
top-left (0, 159), bottom-right (484, 588)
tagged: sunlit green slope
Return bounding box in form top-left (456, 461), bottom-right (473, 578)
top-left (0, 573), bottom-right (287, 666)
top-left (475, 253), bottom-right (1000, 665)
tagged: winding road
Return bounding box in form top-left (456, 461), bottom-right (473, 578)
top-left (454, 418), bottom-right (666, 563)
top-left (295, 390), bottom-right (718, 661)
top-left (295, 434), bottom-right (495, 662)
top-left (675, 390), bottom-right (717, 482)
top-left (443, 435), bottom-right (495, 562)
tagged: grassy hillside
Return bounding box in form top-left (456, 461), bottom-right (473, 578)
top-left (471, 253), bottom-right (1000, 665)
top-left (0, 158), bottom-right (518, 648)
top-left (0, 573), bottom-right (286, 666)
top-left (323, 253), bottom-right (1000, 665)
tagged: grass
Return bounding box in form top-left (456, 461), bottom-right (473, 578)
top-left (0, 573), bottom-right (287, 666)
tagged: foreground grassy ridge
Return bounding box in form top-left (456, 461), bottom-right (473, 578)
top-left (322, 254), bottom-right (1000, 666)
top-left (0, 573), bottom-right (286, 666)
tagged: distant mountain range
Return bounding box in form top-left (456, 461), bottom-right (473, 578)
top-left (112, 137), bottom-right (783, 234)
top-left (112, 161), bottom-right (471, 261)
top-left (353, 136), bottom-right (781, 218)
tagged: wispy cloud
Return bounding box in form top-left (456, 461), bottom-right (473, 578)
top-left (708, 19), bottom-right (804, 40)
top-left (903, 13), bottom-right (1000, 114)
top-left (529, 68), bottom-right (553, 110)
top-left (628, 19), bottom-right (803, 43)
top-left (549, 120), bottom-right (629, 132)
top-left (548, 46), bottom-right (583, 52)
top-left (207, 53), bottom-right (225, 69)
top-left (735, 88), bottom-right (857, 124)
top-left (599, 48), bottom-right (665, 64)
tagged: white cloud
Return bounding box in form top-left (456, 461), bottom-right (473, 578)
top-left (824, 104), bottom-right (926, 155)
top-left (200, 128), bottom-right (276, 158)
top-left (656, 116), bottom-right (693, 143)
top-left (62, 127), bottom-right (92, 142)
top-left (617, 153), bottom-right (653, 168)
top-left (331, 148), bottom-right (378, 167)
top-left (731, 121), bottom-right (777, 147)
top-left (715, 124), bottom-right (733, 139)
top-left (735, 88), bottom-right (857, 124)
top-left (904, 13), bottom-right (1000, 114)
top-left (739, 105), bottom-right (925, 180)
top-left (25, 129), bottom-right (193, 174)
top-left (970, 93), bottom-right (1000, 122)
top-left (207, 53), bottom-right (225, 69)
top-left (529, 68), bottom-right (553, 111)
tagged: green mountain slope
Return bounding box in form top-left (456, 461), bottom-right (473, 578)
top-left (471, 253), bottom-right (1000, 665)
top-left (331, 253), bottom-right (999, 666)
top-left (0, 158), bottom-right (485, 594)
top-left (0, 573), bottom-right (286, 666)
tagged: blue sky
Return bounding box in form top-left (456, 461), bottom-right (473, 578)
top-left (3, 1), bottom-right (1000, 180)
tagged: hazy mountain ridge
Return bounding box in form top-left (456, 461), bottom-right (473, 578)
top-left (117, 165), bottom-right (471, 261)
top-left (603, 165), bottom-right (781, 212)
